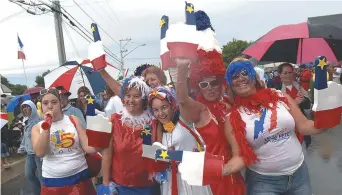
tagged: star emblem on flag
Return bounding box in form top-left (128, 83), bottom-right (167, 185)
top-left (87, 96), bottom-right (95, 104)
top-left (317, 57), bottom-right (327, 70)
top-left (186, 4), bottom-right (194, 13)
top-left (159, 150), bottom-right (169, 160)
top-left (141, 128), bottom-right (152, 136)
top-left (160, 18), bottom-right (166, 28)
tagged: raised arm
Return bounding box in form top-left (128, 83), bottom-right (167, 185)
top-left (31, 124), bottom-right (50, 158)
top-left (222, 118), bottom-right (246, 176)
top-left (102, 136), bottom-right (113, 186)
top-left (174, 59), bottom-right (208, 125)
top-left (99, 69), bottom-right (121, 97)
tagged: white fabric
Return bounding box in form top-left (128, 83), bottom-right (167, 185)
top-left (41, 115), bottom-right (88, 178)
top-left (87, 114), bottom-right (111, 133)
top-left (254, 66), bottom-right (265, 82)
top-left (312, 81), bottom-right (342, 111)
top-left (161, 121), bottom-right (212, 195)
top-left (333, 68), bottom-right (342, 78)
top-left (96, 96), bottom-right (123, 117)
top-left (241, 103), bottom-right (304, 175)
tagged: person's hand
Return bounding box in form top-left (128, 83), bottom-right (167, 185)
top-left (173, 57), bottom-right (192, 69)
top-left (295, 96), bottom-right (304, 105)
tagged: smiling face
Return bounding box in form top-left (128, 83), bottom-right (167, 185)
top-left (145, 73), bottom-right (161, 88)
top-left (280, 65), bottom-right (294, 85)
top-left (199, 77), bottom-right (222, 102)
top-left (231, 69), bottom-right (257, 97)
top-left (151, 98), bottom-right (175, 124)
top-left (123, 87), bottom-right (144, 116)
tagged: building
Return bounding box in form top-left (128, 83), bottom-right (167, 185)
top-left (1, 84), bottom-right (12, 96)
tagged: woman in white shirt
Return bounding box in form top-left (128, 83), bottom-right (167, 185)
top-left (97, 86), bottom-right (123, 117)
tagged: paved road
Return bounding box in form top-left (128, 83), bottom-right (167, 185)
top-left (2, 123), bottom-right (342, 195)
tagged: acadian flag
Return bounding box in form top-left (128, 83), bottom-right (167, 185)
top-left (85, 95), bottom-right (112, 148)
top-left (166, 2), bottom-right (198, 60)
top-left (312, 56), bottom-right (342, 129)
top-left (18, 35), bottom-right (26, 60)
top-left (155, 149), bottom-right (224, 186)
top-left (88, 23), bottom-right (107, 71)
top-left (160, 15), bottom-right (175, 70)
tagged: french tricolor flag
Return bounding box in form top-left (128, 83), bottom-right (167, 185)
top-left (85, 95), bottom-right (112, 148)
top-left (166, 2), bottom-right (198, 61)
top-left (155, 149), bottom-right (224, 186)
top-left (17, 35), bottom-right (26, 60)
top-left (88, 23), bottom-right (107, 71)
top-left (160, 15), bottom-right (175, 70)
top-left (312, 56), bottom-right (342, 129)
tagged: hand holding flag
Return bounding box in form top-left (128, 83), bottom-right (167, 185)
top-left (312, 56), bottom-right (342, 129)
top-left (88, 23), bottom-right (107, 71)
top-left (85, 95), bottom-right (112, 148)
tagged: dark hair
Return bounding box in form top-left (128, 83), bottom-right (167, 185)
top-left (104, 85), bottom-right (114, 97)
top-left (77, 86), bottom-right (90, 96)
top-left (142, 66), bottom-right (167, 85)
top-left (278, 63), bottom-right (293, 74)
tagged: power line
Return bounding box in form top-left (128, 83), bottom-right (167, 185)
top-left (62, 21), bottom-right (80, 57)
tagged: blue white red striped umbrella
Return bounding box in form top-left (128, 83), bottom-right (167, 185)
top-left (44, 58), bottom-right (119, 99)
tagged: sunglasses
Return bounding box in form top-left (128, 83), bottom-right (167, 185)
top-left (232, 70), bottom-right (249, 80)
top-left (198, 80), bottom-right (220, 89)
top-left (40, 88), bottom-right (60, 99)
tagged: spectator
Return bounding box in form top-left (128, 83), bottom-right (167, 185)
top-left (56, 86), bottom-right (86, 128)
top-left (76, 86), bottom-right (101, 120)
top-left (299, 64), bottom-right (312, 91)
top-left (18, 100), bottom-right (42, 195)
top-left (142, 66), bottom-right (167, 88)
top-left (96, 85), bottom-right (123, 117)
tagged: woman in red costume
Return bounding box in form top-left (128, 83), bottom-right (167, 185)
top-left (221, 57), bottom-right (327, 195)
top-left (174, 50), bottom-right (245, 194)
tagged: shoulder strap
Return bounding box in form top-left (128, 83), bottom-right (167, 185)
top-left (68, 115), bottom-right (76, 128)
top-left (178, 120), bottom-right (204, 151)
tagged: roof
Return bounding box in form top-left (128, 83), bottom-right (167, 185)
top-left (308, 14), bottom-right (342, 29)
top-left (1, 84), bottom-right (12, 93)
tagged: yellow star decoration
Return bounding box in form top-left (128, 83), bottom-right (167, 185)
top-left (160, 19), bottom-right (166, 28)
top-left (186, 5), bottom-right (194, 13)
top-left (317, 58), bottom-right (327, 70)
top-left (159, 150), bottom-right (169, 160)
top-left (87, 96), bottom-right (95, 104)
top-left (142, 128), bottom-right (152, 136)
top-left (91, 25), bottom-right (95, 33)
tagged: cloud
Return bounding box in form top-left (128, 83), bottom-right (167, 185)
top-left (1, 0), bottom-right (342, 87)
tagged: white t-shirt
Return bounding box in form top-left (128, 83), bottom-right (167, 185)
top-left (241, 101), bottom-right (304, 175)
top-left (40, 115), bottom-right (88, 178)
top-left (255, 66), bottom-right (265, 82)
top-left (96, 96), bottom-right (123, 117)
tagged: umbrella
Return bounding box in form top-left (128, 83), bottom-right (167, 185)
top-left (6, 94), bottom-right (31, 125)
top-left (44, 58), bottom-right (119, 99)
top-left (243, 22), bottom-right (342, 64)
top-left (24, 87), bottom-right (44, 95)
top-left (1, 112), bottom-right (8, 129)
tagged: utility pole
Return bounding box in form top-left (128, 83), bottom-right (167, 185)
top-left (119, 38), bottom-right (131, 76)
top-left (53, 0), bottom-right (66, 65)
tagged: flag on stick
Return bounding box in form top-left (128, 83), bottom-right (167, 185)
top-left (18, 35), bottom-right (26, 60)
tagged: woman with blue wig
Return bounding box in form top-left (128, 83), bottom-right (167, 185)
top-left (221, 57), bottom-right (327, 195)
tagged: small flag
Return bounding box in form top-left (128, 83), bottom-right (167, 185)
top-left (312, 56), bottom-right (342, 129)
top-left (185, 2), bottom-right (196, 25)
top-left (124, 68), bottom-right (129, 78)
top-left (160, 15), bottom-right (175, 70)
top-left (155, 149), bottom-right (224, 186)
top-left (85, 95), bottom-right (112, 148)
top-left (88, 23), bottom-right (107, 71)
top-left (18, 35), bottom-right (26, 60)
top-left (141, 125), bottom-right (153, 145)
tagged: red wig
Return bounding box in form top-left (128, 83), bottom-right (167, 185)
top-left (189, 49), bottom-right (226, 89)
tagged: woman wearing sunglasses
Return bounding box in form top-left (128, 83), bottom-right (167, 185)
top-left (31, 88), bottom-right (98, 195)
top-left (174, 49), bottom-right (245, 195)
top-left (148, 87), bottom-right (212, 195)
top-left (221, 58), bottom-right (326, 195)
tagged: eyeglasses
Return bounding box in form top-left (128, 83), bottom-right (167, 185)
top-left (232, 70), bottom-right (249, 80)
top-left (198, 80), bottom-right (220, 89)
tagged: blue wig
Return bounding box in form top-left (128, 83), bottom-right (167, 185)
top-left (225, 61), bottom-right (256, 87)
top-left (195, 10), bottom-right (215, 32)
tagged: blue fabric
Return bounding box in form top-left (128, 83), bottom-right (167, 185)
top-left (63, 104), bottom-right (86, 129)
top-left (116, 183), bottom-right (160, 195)
top-left (245, 162), bottom-right (312, 195)
top-left (25, 154), bottom-right (42, 195)
top-left (41, 169), bottom-right (90, 187)
top-left (1, 143), bottom-right (10, 158)
top-left (18, 100), bottom-right (41, 154)
top-left (81, 66), bottom-right (106, 96)
top-left (225, 61), bottom-right (256, 87)
top-left (6, 94), bottom-right (31, 112)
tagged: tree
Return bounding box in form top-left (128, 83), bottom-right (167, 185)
top-left (35, 70), bottom-right (51, 87)
top-left (222, 39), bottom-right (252, 66)
top-left (11, 84), bottom-right (27, 95)
top-left (1, 75), bottom-right (11, 86)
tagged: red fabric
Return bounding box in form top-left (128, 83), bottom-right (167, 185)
top-left (167, 42), bottom-right (198, 60)
top-left (160, 51), bottom-right (175, 70)
top-left (285, 85), bottom-right (298, 100)
top-left (300, 69), bottom-right (312, 91)
top-left (86, 130), bottom-right (111, 148)
top-left (196, 119), bottom-right (245, 195)
top-left (298, 38), bottom-right (338, 64)
top-left (41, 179), bottom-right (96, 195)
top-left (49, 67), bottom-right (78, 92)
top-left (313, 107), bottom-right (342, 129)
top-left (110, 113), bottom-right (155, 187)
top-left (230, 89), bottom-right (290, 166)
top-left (91, 54), bottom-right (107, 72)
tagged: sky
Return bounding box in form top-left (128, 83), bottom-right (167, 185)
top-left (0, 0), bottom-right (341, 87)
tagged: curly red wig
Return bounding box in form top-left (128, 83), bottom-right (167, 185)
top-left (189, 49), bottom-right (226, 89)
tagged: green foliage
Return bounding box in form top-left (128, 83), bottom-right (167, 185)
top-left (222, 38), bottom-right (253, 66)
top-left (1, 75), bottom-right (27, 95)
top-left (35, 70), bottom-right (51, 87)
